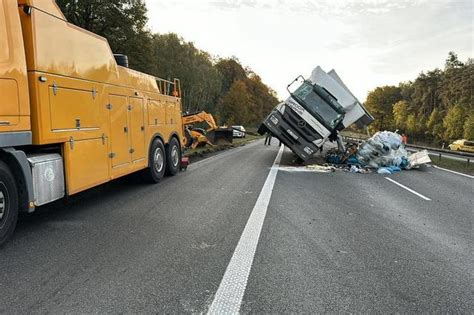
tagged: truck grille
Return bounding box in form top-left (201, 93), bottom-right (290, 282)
top-left (278, 126), bottom-right (300, 146)
top-left (282, 106), bottom-right (322, 143)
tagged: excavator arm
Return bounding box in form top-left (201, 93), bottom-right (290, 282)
top-left (182, 111), bottom-right (218, 131)
top-left (182, 111), bottom-right (233, 148)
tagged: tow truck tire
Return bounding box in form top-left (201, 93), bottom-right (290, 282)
top-left (165, 137), bottom-right (181, 176)
top-left (143, 138), bottom-right (166, 183)
top-left (0, 161), bottom-right (19, 247)
top-left (257, 124), bottom-right (268, 135)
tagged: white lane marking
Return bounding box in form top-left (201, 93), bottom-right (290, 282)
top-left (208, 145), bottom-right (285, 314)
top-left (432, 165), bottom-right (474, 179)
top-left (385, 177), bottom-right (431, 201)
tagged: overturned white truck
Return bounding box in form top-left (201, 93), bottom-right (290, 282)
top-left (259, 66), bottom-right (374, 160)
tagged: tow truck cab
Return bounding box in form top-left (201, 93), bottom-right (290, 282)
top-left (260, 66), bottom-right (373, 160)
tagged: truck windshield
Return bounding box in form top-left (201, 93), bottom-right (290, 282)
top-left (293, 82), bottom-right (343, 129)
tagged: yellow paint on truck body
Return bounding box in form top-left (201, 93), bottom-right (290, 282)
top-left (0, 0), bottom-right (30, 132)
top-left (1, 0), bottom-right (184, 195)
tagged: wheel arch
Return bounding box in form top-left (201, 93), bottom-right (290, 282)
top-left (0, 148), bottom-right (34, 213)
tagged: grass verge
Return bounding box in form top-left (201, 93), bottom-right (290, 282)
top-left (428, 154), bottom-right (474, 175)
top-left (183, 133), bottom-right (262, 161)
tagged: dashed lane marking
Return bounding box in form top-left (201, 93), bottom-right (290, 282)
top-left (385, 177), bottom-right (431, 201)
top-left (208, 145), bottom-right (285, 314)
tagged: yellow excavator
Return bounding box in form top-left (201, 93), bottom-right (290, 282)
top-left (182, 111), bottom-right (233, 149)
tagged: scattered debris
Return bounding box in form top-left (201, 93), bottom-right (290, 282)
top-left (306, 164), bottom-right (336, 172)
top-left (349, 165), bottom-right (370, 173)
top-left (278, 165), bottom-right (335, 173)
top-left (322, 131), bottom-right (431, 174)
top-left (377, 166), bottom-right (401, 174)
top-left (408, 150), bottom-right (431, 168)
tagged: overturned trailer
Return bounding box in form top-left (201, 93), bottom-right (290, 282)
top-left (259, 66), bottom-right (374, 160)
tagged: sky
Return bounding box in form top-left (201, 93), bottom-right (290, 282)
top-left (144, 0), bottom-right (473, 101)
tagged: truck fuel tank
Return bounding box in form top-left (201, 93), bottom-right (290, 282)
top-left (27, 154), bottom-right (65, 206)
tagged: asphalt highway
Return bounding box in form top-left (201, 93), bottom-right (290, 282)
top-left (1, 140), bottom-right (472, 313)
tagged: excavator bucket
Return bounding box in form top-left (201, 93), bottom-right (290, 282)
top-left (207, 128), bottom-right (233, 145)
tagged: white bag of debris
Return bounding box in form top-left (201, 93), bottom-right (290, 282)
top-left (356, 131), bottom-right (409, 168)
top-left (355, 131), bottom-right (432, 171)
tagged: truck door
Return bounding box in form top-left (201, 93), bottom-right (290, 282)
top-left (0, 1), bottom-right (20, 126)
top-left (129, 97), bottom-right (145, 161)
top-left (108, 95), bottom-right (130, 167)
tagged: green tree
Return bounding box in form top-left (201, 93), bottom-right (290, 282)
top-left (150, 33), bottom-right (222, 113)
top-left (445, 51), bottom-right (464, 69)
top-left (368, 52), bottom-right (472, 145)
top-left (392, 100), bottom-right (409, 130)
top-left (405, 114), bottom-right (419, 135)
top-left (244, 73), bottom-right (279, 125)
top-left (214, 59), bottom-right (278, 125)
top-left (365, 86), bottom-right (402, 132)
top-left (443, 104), bottom-right (466, 141)
top-left (426, 108), bottom-right (444, 140)
top-left (215, 58), bottom-right (247, 95)
top-left (463, 111), bottom-right (474, 140)
top-left (440, 56), bottom-right (473, 109)
top-left (218, 80), bottom-right (252, 125)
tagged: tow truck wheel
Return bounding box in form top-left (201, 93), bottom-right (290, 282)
top-left (165, 137), bottom-right (181, 176)
top-left (0, 161), bottom-right (19, 246)
top-left (143, 138), bottom-right (166, 183)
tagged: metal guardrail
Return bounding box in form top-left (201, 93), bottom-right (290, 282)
top-left (342, 135), bottom-right (473, 168)
top-left (405, 143), bottom-right (474, 158)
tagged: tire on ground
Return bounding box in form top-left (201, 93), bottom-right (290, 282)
top-left (165, 137), bottom-right (181, 176)
top-left (184, 128), bottom-right (193, 148)
top-left (0, 160), bottom-right (19, 246)
top-left (142, 138), bottom-right (166, 183)
top-left (257, 124), bottom-right (268, 135)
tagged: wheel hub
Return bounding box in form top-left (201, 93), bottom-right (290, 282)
top-left (171, 146), bottom-right (179, 167)
top-left (0, 190), bottom-right (5, 221)
top-left (153, 148), bottom-right (164, 173)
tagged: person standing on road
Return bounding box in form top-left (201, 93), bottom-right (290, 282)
top-left (401, 134), bottom-right (408, 145)
top-left (264, 132), bottom-right (272, 145)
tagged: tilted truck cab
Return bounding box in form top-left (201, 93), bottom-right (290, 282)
top-left (0, 0), bottom-right (185, 245)
top-left (259, 66), bottom-right (374, 160)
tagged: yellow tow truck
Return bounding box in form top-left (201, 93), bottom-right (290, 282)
top-left (0, 0), bottom-right (185, 244)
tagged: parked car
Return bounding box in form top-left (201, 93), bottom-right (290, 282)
top-left (232, 126), bottom-right (246, 138)
top-left (448, 139), bottom-right (474, 153)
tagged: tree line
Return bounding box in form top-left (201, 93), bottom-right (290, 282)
top-left (364, 52), bottom-right (473, 144)
top-left (56, 0), bottom-right (279, 126)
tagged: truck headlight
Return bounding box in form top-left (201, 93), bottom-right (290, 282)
top-left (277, 104), bottom-right (285, 114)
top-left (270, 115), bottom-right (279, 125)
